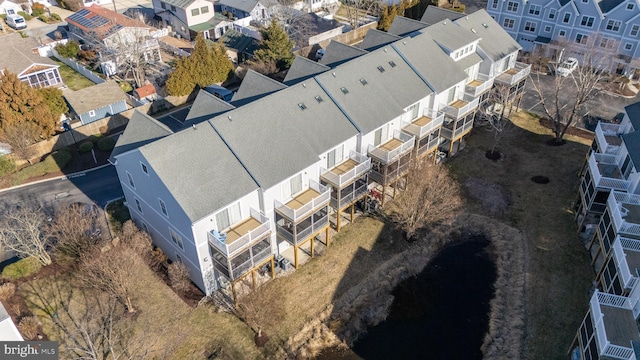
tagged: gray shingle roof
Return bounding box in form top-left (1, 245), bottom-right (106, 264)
top-left (453, 10), bottom-right (521, 62)
top-left (218, 0), bottom-right (259, 13)
top-left (111, 110), bottom-right (173, 161)
top-left (63, 80), bottom-right (128, 115)
top-left (319, 40), bottom-right (368, 68)
top-left (209, 80), bottom-right (359, 189)
top-left (184, 90), bottom-right (235, 129)
top-left (422, 19), bottom-right (481, 52)
top-left (622, 131), bottom-right (640, 170)
top-left (456, 52), bottom-right (483, 70)
top-left (388, 16), bottom-right (428, 37)
top-left (283, 56), bottom-right (330, 86)
top-left (0, 33), bottom-right (58, 75)
top-left (161, 0), bottom-right (196, 9)
top-left (315, 45), bottom-right (433, 135)
top-left (139, 122), bottom-right (259, 222)
top-left (597, 0), bottom-right (624, 13)
top-left (391, 32), bottom-right (467, 93)
top-left (231, 69), bottom-right (287, 107)
top-left (360, 29), bottom-right (402, 51)
top-left (625, 102), bottom-right (640, 131)
top-left (420, 5), bottom-right (465, 25)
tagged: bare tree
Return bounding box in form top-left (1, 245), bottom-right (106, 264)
top-left (341, 0), bottom-right (382, 29)
top-left (103, 26), bottom-right (161, 88)
top-left (0, 118), bottom-right (40, 164)
top-left (168, 261), bottom-right (191, 294)
top-left (271, 2), bottom-right (315, 47)
top-left (235, 284), bottom-right (284, 345)
top-left (390, 159), bottom-right (462, 241)
top-left (529, 35), bottom-right (613, 143)
top-left (0, 204), bottom-right (53, 265)
top-left (477, 85), bottom-right (517, 156)
top-left (50, 203), bottom-right (104, 264)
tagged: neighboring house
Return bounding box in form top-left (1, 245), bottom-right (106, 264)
top-left (487, 0), bottom-right (640, 79)
top-left (110, 8), bottom-right (529, 299)
top-left (134, 83), bottom-right (158, 102)
top-left (218, 28), bottom-right (259, 63)
top-left (81, 0), bottom-right (113, 7)
top-left (0, 302), bottom-right (23, 341)
top-left (66, 5), bottom-right (162, 67)
top-left (152, 0), bottom-right (215, 40)
top-left (189, 15), bottom-right (233, 40)
top-left (216, 0), bottom-right (270, 25)
top-left (0, 0), bottom-right (24, 15)
top-left (0, 33), bottom-right (63, 89)
top-left (289, 12), bottom-right (344, 47)
top-left (64, 80), bottom-right (128, 125)
top-left (570, 101), bottom-right (640, 360)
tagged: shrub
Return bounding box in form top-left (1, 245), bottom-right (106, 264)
top-left (2, 257), bottom-right (42, 280)
top-left (37, 15), bottom-right (48, 22)
top-left (32, 4), bottom-right (46, 17)
top-left (97, 136), bottom-right (116, 151)
top-left (168, 262), bottom-right (192, 294)
top-left (50, 13), bottom-right (61, 21)
top-left (0, 156), bottom-right (16, 177)
top-left (119, 82), bottom-right (133, 93)
top-left (87, 134), bottom-right (103, 143)
top-left (55, 41), bottom-right (79, 59)
top-left (79, 142), bottom-right (93, 153)
top-left (0, 283), bottom-right (16, 300)
top-left (18, 316), bottom-right (40, 340)
top-left (17, 11), bottom-right (32, 20)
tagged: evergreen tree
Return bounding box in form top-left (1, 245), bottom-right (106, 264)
top-left (37, 87), bottom-right (69, 120)
top-left (253, 20), bottom-right (295, 71)
top-left (191, 34), bottom-right (218, 88)
top-left (166, 56), bottom-right (196, 96)
top-left (211, 42), bottom-right (234, 83)
top-left (378, 0), bottom-right (419, 31)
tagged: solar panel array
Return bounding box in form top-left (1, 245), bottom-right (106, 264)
top-left (68, 9), bottom-right (111, 29)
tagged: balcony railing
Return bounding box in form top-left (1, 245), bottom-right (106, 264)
top-left (613, 237), bottom-right (640, 290)
top-left (465, 73), bottom-right (494, 97)
top-left (610, 191), bottom-right (640, 236)
top-left (401, 109), bottom-right (445, 139)
top-left (276, 212), bottom-right (329, 245)
top-left (330, 179), bottom-right (368, 210)
top-left (208, 208), bottom-right (271, 258)
top-left (230, 246), bottom-right (272, 280)
top-left (439, 95), bottom-right (479, 119)
top-left (590, 290), bottom-right (636, 360)
top-left (495, 62), bottom-right (531, 86)
top-left (589, 153), bottom-right (631, 191)
top-left (595, 122), bottom-right (624, 155)
top-left (416, 135), bottom-right (440, 157)
top-left (368, 130), bottom-right (415, 164)
top-left (275, 180), bottom-right (330, 223)
top-left (320, 151), bottom-right (371, 189)
top-left (440, 118), bottom-right (474, 141)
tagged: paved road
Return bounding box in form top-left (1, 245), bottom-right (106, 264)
top-left (0, 165), bottom-right (123, 210)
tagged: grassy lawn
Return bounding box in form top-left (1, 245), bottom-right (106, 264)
top-left (50, 58), bottom-right (95, 91)
top-left (447, 111), bottom-right (594, 359)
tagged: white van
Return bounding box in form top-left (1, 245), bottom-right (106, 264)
top-left (204, 84), bottom-right (233, 102)
top-left (6, 14), bottom-right (27, 30)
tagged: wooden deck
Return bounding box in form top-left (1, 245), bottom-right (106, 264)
top-left (601, 304), bottom-right (640, 346)
top-left (330, 159), bottom-right (358, 176)
top-left (379, 138), bottom-right (402, 151)
top-left (468, 79), bottom-right (483, 87)
top-left (504, 68), bottom-right (519, 75)
top-left (412, 115), bottom-right (433, 127)
top-left (449, 99), bottom-right (468, 109)
top-left (285, 188), bottom-right (321, 210)
top-left (605, 135), bottom-right (623, 146)
top-left (226, 217), bottom-right (262, 244)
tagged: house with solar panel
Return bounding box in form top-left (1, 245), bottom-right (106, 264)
top-left (66, 5), bottom-right (162, 74)
top-left (0, 33), bottom-right (63, 89)
top-left (151, 0), bottom-right (218, 41)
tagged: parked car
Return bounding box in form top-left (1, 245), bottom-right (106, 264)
top-left (315, 48), bottom-right (325, 61)
top-left (204, 84), bottom-right (233, 102)
top-left (6, 14), bottom-right (27, 30)
top-left (556, 57), bottom-right (578, 77)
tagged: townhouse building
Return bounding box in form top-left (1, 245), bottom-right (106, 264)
top-left (487, 0), bottom-right (640, 79)
top-left (110, 9), bottom-right (530, 299)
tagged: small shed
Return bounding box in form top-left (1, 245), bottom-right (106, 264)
top-left (134, 84), bottom-right (158, 102)
top-left (64, 81), bottom-right (128, 125)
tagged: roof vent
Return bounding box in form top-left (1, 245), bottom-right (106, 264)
top-left (298, 103), bottom-right (307, 110)
top-left (389, 60), bottom-right (396, 67)
top-left (315, 95), bottom-right (323, 103)
top-left (227, 116), bottom-right (232, 121)
top-left (383, 48), bottom-right (388, 52)
top-left (465, 16), bottom-right (469, 20)
top-left (443, 21), bottom-right (447, 25)
top-left (471, 28), bottom-right (477, 33)
top-left (302, 83), bottom-right (306, 88)
top-left (359, 78), bottom-right (368, 86)
top-left (482, 23), bottom-right (488, 28)
top-left (402, 41), bottom-right (407, 45)
top-left (192, 124), bottom-right (196, 130)
top-left (340, 87), bottom-right (349, 94)
top-left (332, 72), bottom-right (336, 77)
top-left (377, 66), bottom-right (385, 73)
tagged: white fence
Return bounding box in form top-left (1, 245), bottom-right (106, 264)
top-left (52, 49), bottom-right (105, 85)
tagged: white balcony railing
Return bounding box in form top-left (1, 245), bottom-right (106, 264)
top-left (590, 290), bottom-right (636, 360)
top-left (595, 122), bottom-right (624, 155)
top-left (495, 61), bottom-right (531, 85)
top-left (401, 109), bottom-right (445, 139)
top-left (610, 192), bottom-right (640, 236)
top-left (439, 95), bottom-right (479, 119)
top-left (320, 151), bottom-right (371, 188)
top-left (208, 208), bottom-right (271, 258)
top-left (589, 153), bottom-right (631, 191)
top-left (614, 237), bottom-right (640, 290)
top-left (465, 73), bottom-right (494, 97)
top-left (367, 130), bottom-right (415, 164)
top-left (275, 180), bottom-right (330, 223)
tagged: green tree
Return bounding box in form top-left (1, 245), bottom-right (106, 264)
top-left (211, 42), bottom-right (234, 84)
top-left (37, 87), bottom-right (68, 120)
top-left (166, 56), bottom-right (197, 96)
top-left (378, 0), bottom-right (418, 31)
top-left (54, 41), bottom-right (80, 58)
top-left (253, 20), bottom-right (295, 71)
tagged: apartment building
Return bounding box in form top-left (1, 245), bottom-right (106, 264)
top-left (487, 0), bottom-right (640, 79)
top-left (110, 9), bottom-right (529, 298)
top-left (571, 101), bottom-right (640, 360)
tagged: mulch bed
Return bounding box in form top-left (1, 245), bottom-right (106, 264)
top-left (538, 118), bottom-right (594, 140)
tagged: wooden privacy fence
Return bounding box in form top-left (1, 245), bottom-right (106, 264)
top-left (294, 21), bottom-right (378, 59)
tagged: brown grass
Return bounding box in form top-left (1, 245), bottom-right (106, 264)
top-left (18, 316), bottom-right (40, 340)
top-left (0, 283), bottom-right (16, 300)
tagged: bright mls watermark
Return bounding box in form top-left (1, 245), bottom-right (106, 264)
top-left (1, 342), bottom-right (58, 359)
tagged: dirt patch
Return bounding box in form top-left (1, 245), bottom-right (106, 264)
top-left (463, 178), bottom-right (511, 216)
top-left (538, 118), bottom-right (594, 140)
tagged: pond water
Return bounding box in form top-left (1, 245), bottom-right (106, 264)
top-left (319, 236), bottom-right (497, 359)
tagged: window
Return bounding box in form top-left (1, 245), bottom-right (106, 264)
top-left (447, 86), bottom-right (456, 104)
top-left (575, 33), bottom-right (589, 44)
top-left (201, 6), bottom-right (209, 13)
top-left (160, 1), bottom-right (166, 9)
top-left (563, 13), bottom-right (571, 23)
top-left (171, 5), bottom-right (176, 11)
top-left (606, 20), bottom-right (621, 32)
top-left (625, 43), bottom-right (633, 50)
top-left (215, 202), bottom-right (241, 231)
top-left (374, 125), bottom-right (389, 146)
top-left (559, 29), bottom-right (566, 37)
top-left (327, 144), bottom-right (344, 169)
top-left (191, 8), bottom-right (200, 16)
top-left (627, 3), bottom-right (634, 10)
top-left (169, 228), bottom-right (184, 250)
top-left (544, 25), bottom-right (551, 32)
top-left (548, 9), bottom-right (556, 19)
top-left (88, 110), bottom-right (96, 117)
top-left (524, 21), bottom-right (536, 32)
top-left (135, 198), bottom-right (142, 213)
top-left (159, 198), bottom-right (167, 216)
top-left (528, 4), bottom-right (540, 15)
top-left (580, 16), bottom-right (594, 27)
top-left (631, 25), bottom-right (639, 37)
top-left (503, 18), bottom-right (515, 29)
top-left (127, 171), bottom-right (135, 188)
top-left (491, 0), bottom-right (498, 8)
top-left (600, 37), bottom-right (615, 49)
top-left (407, 103), bottom-right (419, 120)
top-left (507, 1), bottom-right (518, 12)
top-left (141, 162), bottom-right (148, 174)
top-left (289, 173), bottom-right (302, 196)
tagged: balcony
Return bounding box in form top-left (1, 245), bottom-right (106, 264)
top-left (401, 109), bottom-right (445, 139)
top-left (440, 117), bottom-right (474, 141)
top-left (495, 61), bottom-right (531, 86)
top-left (589, 153), bottom-right (632, 192)
top-left (610, 191), bottom-right (640, 237)
top-left (588, 290), bottom-right (639, 360)
top-left (612, 237), bottom-right (640, 291)
top-left (321, 151), bottom-right (371, 189)
top-left (275, 180), bottom-right (330, 223)
top-left (465, 73), bottom-right (494, 97)
top-left (595, 122), bottom-right (624, 155)
top-left (207, 208), bottom-right (271, 258)
top-left (367, 130), bottom-right (415, 165)
top-left (439, 95), bottom-right (479, 119)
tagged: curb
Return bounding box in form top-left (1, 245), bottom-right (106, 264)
top-left (0, 163), bottom-right (112, 193)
